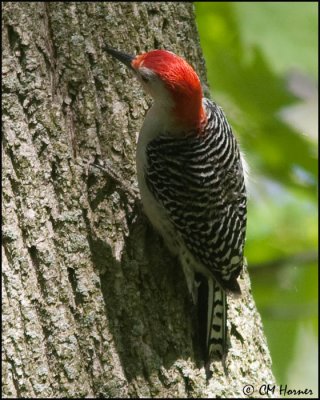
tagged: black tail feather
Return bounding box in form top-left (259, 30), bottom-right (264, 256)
top-left (196, 275), bottom-right (228, 364)
top-left (195, 273), bottom-right (208, 362)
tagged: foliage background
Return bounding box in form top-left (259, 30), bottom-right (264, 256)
top-left (195, 2), bottom-right (318, 396)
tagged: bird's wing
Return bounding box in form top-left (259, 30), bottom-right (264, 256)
top-left (145, 99), bottom-right (247, 291)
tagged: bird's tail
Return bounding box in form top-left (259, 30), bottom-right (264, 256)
top-left (206, 278), bottom-right (227, 360)
top-left (196, 274), bottom-right (228, 363)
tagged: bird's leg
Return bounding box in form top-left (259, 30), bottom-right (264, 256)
top-left (89, 157), bottom-right (139, 201)
top-left (87, 156), bottom-right (145, 229)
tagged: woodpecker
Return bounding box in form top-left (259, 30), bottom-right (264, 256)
top-left (105, 47), bottom-right (247, 363)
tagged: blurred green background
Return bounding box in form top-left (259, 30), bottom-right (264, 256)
top-left (195, 2), bottom-right (318, 395)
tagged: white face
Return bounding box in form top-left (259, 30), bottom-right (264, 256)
top-left (136, 66), bottom-right (174, 109)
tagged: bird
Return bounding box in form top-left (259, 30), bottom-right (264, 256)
top-left (105, 46), bottom-right (247, 366)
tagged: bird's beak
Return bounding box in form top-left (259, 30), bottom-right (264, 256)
top-left (105, 46), bottom-right (135, 71)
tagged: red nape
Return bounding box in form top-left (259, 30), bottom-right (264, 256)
top-left (133, 50), bottom-right (206, 131)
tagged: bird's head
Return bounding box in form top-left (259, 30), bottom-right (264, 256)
top-left (105, 47), bottom-right (206, 133)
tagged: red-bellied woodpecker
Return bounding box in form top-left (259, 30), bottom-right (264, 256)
top-left (105, 47), bottom-right (247, 364)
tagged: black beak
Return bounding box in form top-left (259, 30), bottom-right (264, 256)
top-left (105, 46), bottom-right (135, 70)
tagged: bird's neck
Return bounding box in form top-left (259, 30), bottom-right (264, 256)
top-left (173, 100), bottom-right (206, 133)
top-left (152, 97), bottom-right (206, 135)
top-left (168, 79), bottom-right (206, 133)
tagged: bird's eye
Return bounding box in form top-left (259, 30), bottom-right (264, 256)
top-left (141, 75), bottom-right (149, 83)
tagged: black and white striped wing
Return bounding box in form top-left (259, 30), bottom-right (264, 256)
top-left (145, 99), bottom-right (247, 291)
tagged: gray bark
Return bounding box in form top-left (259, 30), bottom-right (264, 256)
top-left (2, 2), bottom-right (276, 398)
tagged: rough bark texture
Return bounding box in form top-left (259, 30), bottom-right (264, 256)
top-left (2, 2), bottom-right (276, 398)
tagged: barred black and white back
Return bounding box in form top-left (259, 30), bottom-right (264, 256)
top-left (142, 98), bottom-right (247, 360)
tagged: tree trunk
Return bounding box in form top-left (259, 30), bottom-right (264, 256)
top-left (2, 2), bottom-right (276, 397)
